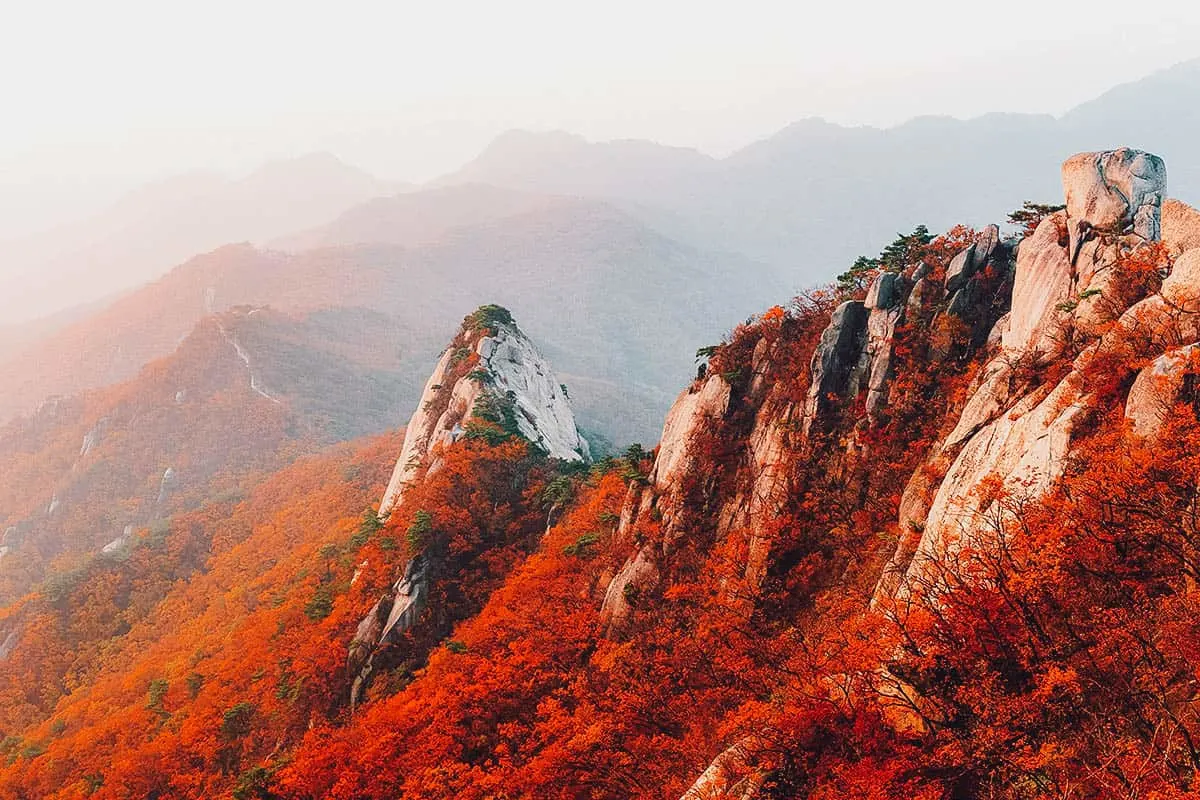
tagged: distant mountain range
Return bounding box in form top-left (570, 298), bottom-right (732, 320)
top-left (0, 306), bottom-right (413, 603)
top-left (0, 152), bottom-right (402, 322)
top-left (0, 194), bottom-right (782, 444)
top-left (1, 57), bottom-right (1197, 449)
top-left (435, 58), bottom-right (1200, 285)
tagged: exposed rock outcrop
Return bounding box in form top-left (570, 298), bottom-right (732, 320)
top-left (156, 467), bottom-right (177, 506)
top-left (863, 273), bottom-right (909, 423)
top-left (378, 306), bottom-right (588, 518)
top-left (1063, 149), bottom-right (1166, 335)
top-left (678, 737), bottom-right (772, 800)
top-left (1125, 344), bottom-right (1200, 440)
top-left (878, 148), bottom-right (1175, 605)
top-left (600, 374), bottom-right (730, 631)
top-left (1163, 198), bottom-right (1200, 257)
top-left (351, 306), bottom-right (587, 706)
top-left (800, 300), bottom-right (868, 437)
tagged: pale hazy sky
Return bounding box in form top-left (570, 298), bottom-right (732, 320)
top-left (2, 0), bottom-right (1199, 237)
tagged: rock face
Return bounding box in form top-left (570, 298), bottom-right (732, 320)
top-left (800, 300), bottom-right (868, 437)
top-left (678, 737), bottom-right (771, 800)
top-left (863, 273), bottom-right (909, 423)
top-left (378, 306), bottom-right (588, 518)
top-left (1001, 213), bottom-right (1072, 358)
top-left (1062, 149), bottom-right (1165, 253)
top-left (352, 306), bottom-right (587, 707)
top-left (877, 149), bottom-right (1173, 606)
top-left (600, 374), bottom-right (730, 631)
top-left (1125, 344), bottom-right (1200, 439)
top-left (1163, 198), bottom-right (1200, 257)
top-left (1063, 149), bottom-right (1167, 335)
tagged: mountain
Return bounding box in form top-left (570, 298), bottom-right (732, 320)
top-left (5, 146), bottom-right (1200, 799)
top-left (270, 183), bottom-right (566, 252)
top-left (0, 152), bottom-right (397, 323)
top-left (435, 59), bottom-right (1200, 285)
top-left (0, 305), bottom-right (426, 605)
top-left (0, 199), bottom-right (786, 444)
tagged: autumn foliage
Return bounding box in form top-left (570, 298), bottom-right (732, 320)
top-left (1, 232), bottom-right (1199, 800)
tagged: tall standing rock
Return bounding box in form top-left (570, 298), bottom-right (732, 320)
top-left (351, 305), bottom-right (588, 709)
top-left (800, 300), bottom-right (869, 438)
top-left (378, 305), bottom-right (589, 519)
top-left (1062, 148), bottom-right (1166, 335)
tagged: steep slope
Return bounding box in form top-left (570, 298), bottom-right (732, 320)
top-left (0, 152), bottom-right (395, 323)
top-left (0, 306), bottom-right (424, 605)
top-left (349, 306), bottom-right (587, 706)
top-left (378, 304), bottom-right (588, 518)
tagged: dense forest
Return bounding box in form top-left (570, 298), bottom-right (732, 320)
top-left (1, 148), bottom-right (1199, 800)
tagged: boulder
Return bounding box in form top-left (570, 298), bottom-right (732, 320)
top-left (1163, 198), bottom-right (1200, 257)
top-left (1062, 148), bottom-right (1165, 255)
top-left (1060, 149), bottom-right (1165, 334)
top-left (865, 271), bottom-right (908, 310)
top-left (1125, 344), bottom-right (1200, 439)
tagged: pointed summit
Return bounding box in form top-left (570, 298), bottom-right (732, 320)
top-left (378, 304), bottom-right (588, 518)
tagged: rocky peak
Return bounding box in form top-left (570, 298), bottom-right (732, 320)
top-left (875, 148), bottom-right (1187, 607)
top-left (377, 304), bottom-right (588, 518)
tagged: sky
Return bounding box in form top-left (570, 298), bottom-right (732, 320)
top-left (1, 0), bottom-right (1199, 239)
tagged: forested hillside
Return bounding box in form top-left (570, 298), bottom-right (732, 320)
top-left (3, 148), bottom-right (1200, 800)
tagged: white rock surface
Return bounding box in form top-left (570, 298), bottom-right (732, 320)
top-left (156, 467), bottom-right (177, 506)
top-left (600, 374), bottom-right (731, 630)
top-left (378, 347), bottom-right (457, 518)
top-left (896, 372), bottom-right (1089, 600)
top-left (0, 629), bottom-right (17, 661)
top-left (101, 524), bottom-right (134, 555)
top-left (882, 149), bottom-right (1173, 606)
top-left (679, 737), bottom-right (769, 800)
top-left (651, 375), bottom-right (731, 498)
top-left (378, 316), bottom-right (587, 518)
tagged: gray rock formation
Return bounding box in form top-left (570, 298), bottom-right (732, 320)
top-left (1063, 149), bottom-right (1167, 335)
top-left (945, 224), bottom-right (1000, 293)
top-left (863, 273), bottom-right (909, 423)
top-left (352, 307), bottom-right (587, 706)
top-left (800, 300), bottom-right (868, 437)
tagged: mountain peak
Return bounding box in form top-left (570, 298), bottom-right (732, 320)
top-left (377, 304), bottom-right (588, 518)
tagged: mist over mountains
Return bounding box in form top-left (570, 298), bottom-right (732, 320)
top-left (1, 58), bottom-right (1198, 449)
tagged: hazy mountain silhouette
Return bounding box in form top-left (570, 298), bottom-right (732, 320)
top-left (436, 58), bottom-right (1200, 284)
top-left (271, 183), bottom-right (565, 251)
top-left (0, 199), bottom-right (784, 445)
top-left (0, 152), bottom-right (400, 323)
